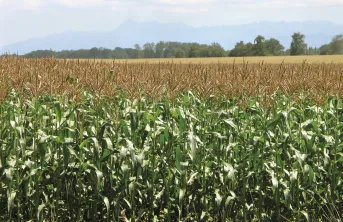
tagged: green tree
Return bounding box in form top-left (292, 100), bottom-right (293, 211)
top-left (229, 41), bottom-right (245, 57)
top-left (124, 48), bottom-right (137, 59)
top-left (155, 41), bottom-right (165, 58)
top-left (330, 34), bottom-right (343, 54)
top-left (163, 44), bottom-right (177, 58)
top-left (253, 35), bottom-right (267, 56)
top-left (89, 47), bottom-right (100, 58)
top-left (290, 32), bottom-right (307, 55)
top-left (133, 44), bottom-right (142, 59)
top-left (175, 50), bottom-right (185, 58)
top-left (188, 43), bottom-right (201, 58)
top-left (229, 41), bottom-right (253, 57)
top-left (113, 48), bottom-right (129, 59)
top-left (102, 48), bottom-right (112, 59)
top-left (307, 47), bottom-right (320, 55)
top-left (208, 43), bottom-right (226, 57)
top-left (319, 44), bottom-right (332, 55)
top-left (143, 43), bottom-right (155, 58)
top-left (198, 46), bottom-right (210, 57)
top-left (265, 38), bottom-right (284, 56)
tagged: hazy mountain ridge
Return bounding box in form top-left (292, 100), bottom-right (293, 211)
top-left (1, 20), bottom-right (342, 54)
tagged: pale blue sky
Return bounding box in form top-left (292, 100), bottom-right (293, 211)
top-left (1, 0), bottom-right (342, 46)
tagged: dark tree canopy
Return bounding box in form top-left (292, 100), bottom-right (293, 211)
top-left (290, 32), bottom-right (307, 56)
top-left (19, 33), bottom-right (343, 59)
top-left (230, 36), bottom-right (285, 57)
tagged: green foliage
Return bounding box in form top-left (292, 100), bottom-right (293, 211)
top-left (229, 41), bottom-right (254, 57)
top-left (307, 47), bottom-right (320, 55)
top-left (143, 42), bottom-right (156, 58)
top-left (330, 35), bottom-right (343, 54)
top-left (320, 35), bottom-right (343, 55)
top-left (1, 91), bottom-right (343, 221)
top-left (320, 44), bottom-right (332, 55)
top-left (24, 42), bottom-right (227, 59)
top-left (20, 33), bottom-right (343, 59)
top-left (175, 50), bottom-right (185, 58)
top-left (155, 41), bottom-right (166, 58)
top-left (207, 43), bottom-right (227, 57)
top-left (253, 35), bottom-right (267, 56)
top-left (290, 32), bottom-right (308, 56)
top-left (230, 36), bottom-right (285, 57)
top-left (265, 38), bottom-right (285, 56)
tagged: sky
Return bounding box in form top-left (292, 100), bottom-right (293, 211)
top-left (1, 0), bottom-right (343, 47)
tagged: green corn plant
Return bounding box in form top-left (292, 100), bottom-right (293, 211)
top-left (1, 90), bottom-right (343, 221)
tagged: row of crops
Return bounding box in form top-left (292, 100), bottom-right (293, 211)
top-left (0, 90), bottom-right (343, 221)
top-left (1, 56), bottom-right (343, 102)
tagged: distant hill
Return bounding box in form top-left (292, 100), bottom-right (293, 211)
top-left (1, 20), bottom-right (342, 54)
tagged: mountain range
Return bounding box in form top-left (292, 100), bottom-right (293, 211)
top-left (1, 20), bottom-right (342, 54)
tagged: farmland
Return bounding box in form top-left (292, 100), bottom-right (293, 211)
top-left (1, 56), bottom-right (343, 221)
top-left (87, 55), bottom-right (343, 64)
top-left (1, 56), bottom-right (343, 101)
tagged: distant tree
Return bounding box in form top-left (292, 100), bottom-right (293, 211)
top-left (133, 44), bottom-right (142, 59)
top-left (229, 36), bottom-right (285, 57)
top-left (89, 47), bottom-right (100, 58)
top-left (208, 43), bottom-right (226, 57)
top-left (319, 44), bottom-right (332, 55)
top-left (123, 48), bottom-right (136, 58)
top-left (307, 47), bottom-right (320, 55)
top-left (155, 41), bottom-right (165, 58)
top-left (134, 44), bottom-right (141, 51)
top-left (330, 34), bottom-right (343, 54)
top-left (163, 44), bottom-right (177, 58)
top-left (175, 50), bottom-right (185, 58)
top-left (143, 43), bottom-right (155, 58)
top-left (290, 32), bottom-right (307, 55)
top-left (265, 38), bottom-right (284, 56)
top-left (229, 41), bottom-right (245, 57)
top-left (253, 35), bottom-right (267, 56)
top-left (284, 49), bottom-right (291, 55)
top-left (21, 39), bottom-right (289, 59)
top-left (188, 43), bottom-right (201, 58)
top-left (102, 48), bottom-right (112, 59)
top-left (113, 48), bottom-right (129, 59)
top-left (245, 43), bottom-right (254, 55)
top-left (198, 46), bottom-right (210, 57)
top-left (230, 41), bottom-right (253, 57)
top-left (25, 50), bottom-right (53, 58)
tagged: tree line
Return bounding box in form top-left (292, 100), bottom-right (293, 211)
top-left (23, 42), bottom-right (227, 59)
top-left (22, 32), bottom-right (343, 59)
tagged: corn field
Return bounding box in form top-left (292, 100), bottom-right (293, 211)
top-left (0, 57), bottom-right (343, 221)
top-left (1, 56), bottom-right (343, 101)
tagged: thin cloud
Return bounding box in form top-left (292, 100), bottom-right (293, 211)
top-left (55, 0), bottom-right (110, 7)
top-left (160, 0), bottom-right (217, 5)
top-left (4, 0), bottom-right (342, 10)
top-left (23, 0), bottom-right (41, 8)
top-left (53, 0), bottom-right (155, 9)
top-left (223, 0), bottom-right (343, 8)
top-left (162, 6), bottom-right (209, 13)
top-left (52, 0), bottom-right (213, 14)
top-left (0, 0), bottom-right (42, 10)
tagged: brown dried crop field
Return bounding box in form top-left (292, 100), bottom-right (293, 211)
top-left (1, 56), bottom-right (343, 102)
top-left (97, 55), bottom-right (343, 64)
